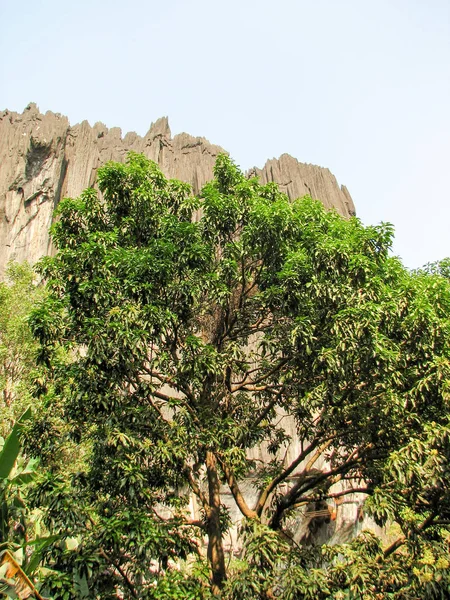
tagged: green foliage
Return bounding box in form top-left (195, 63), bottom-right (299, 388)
top-left (0, 408), bottom-right (34, 547)
top-left (0, 262), bottom-right (44, 433)
top-left (28, 152), bottom-right (450, 597)
top-left (0, 410), bottom-right (66, 600)
top-left (223, 527), bottom-right (450, 599)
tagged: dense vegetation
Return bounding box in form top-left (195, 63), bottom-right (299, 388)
top-left (1, 153), bottom-right (450, 598)
top-left (0, 262), bottom-right (43, 432)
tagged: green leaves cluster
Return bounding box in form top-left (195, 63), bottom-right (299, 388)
top-left (0, 262), bottom-right (44, 433)
top-left (26, 152), bottom-right (450, 597)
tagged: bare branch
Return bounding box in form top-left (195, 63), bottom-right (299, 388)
top-left (293, 487), bottom-right (372, 506)
top-left (383, 509), bottom-right (439, 558)
top-left (254, 438), bottom-right (321, 516)
top-left (217, 454), bottom-right (258, 520)
top-left (185, 466), bottom-right (210, 517)
top-left (98, 549), bottom-right (139, 598)
top-left (269, 456), bottom-right (363, 529)
top-left (231, 357), bottom-right (289, 393)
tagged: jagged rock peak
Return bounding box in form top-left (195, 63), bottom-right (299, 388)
top-left (147, 116), bottom-right (171, 138)
top-left (249, 153), bottom-right (355, 216)
top-left (0, 104), bottom-right (355, 275)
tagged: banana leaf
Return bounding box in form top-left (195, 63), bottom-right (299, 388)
top-left (0, 409), bottom-right (31, 480)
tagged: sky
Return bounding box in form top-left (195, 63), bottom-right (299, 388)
top-left (1, 0), bottom-right (449, 269)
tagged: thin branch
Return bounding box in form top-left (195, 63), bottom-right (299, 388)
top-left (136, 369), bottom-right (202, 427)
top-left (240, 384), bottom-right (270, 392)
top-left (231, 357), bottom-right (289, 393)
top-left (296, 458), bottom-right (363, 499)
top-left (141, 363), bottom-right (197, 406)
top-left (254, 438), bottom-right (321, 516)
top-left (152, 507), bottom-right (205, 530)
top-left (98, 549), bottom-right (139, 599)
top-left (304, 439), bottom-right (333, 472)
top-left (217, 455), bottom-right (258, 520)
top-left (185, 466), bottom-right (210, 517)
top-left (86, 515), bottom-right (138, 598)
top-left (293, 487), bottom-right (372, 506)
top-left (382, 536), bottom-right (406, 559)
top-left (269, 457), bottom-right (362, 529)
top-left (232, 365), bottom-right (264, 386)
top-left (383, 509), bottom-right (439, 558)
top-left (236, 393), bottom-right (282, 447)
top-left (124, 375), bottom-right (171, 423)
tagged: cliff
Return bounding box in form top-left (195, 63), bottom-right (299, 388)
top-left (0, 103), bottom-right (355, 275)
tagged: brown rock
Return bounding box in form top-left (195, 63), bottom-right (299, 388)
top-left (0, 104), bottom-right (69, 274)
top-left (249, 154), bottom-right (355, 216)
top-left (0, 104), bottom-right (355, 275)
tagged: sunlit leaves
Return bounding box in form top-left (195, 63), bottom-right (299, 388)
top-left (29, 151), bottom-right (450, 597)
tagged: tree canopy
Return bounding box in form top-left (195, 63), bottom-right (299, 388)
top-left (28, 152), bottom-right (450, 598)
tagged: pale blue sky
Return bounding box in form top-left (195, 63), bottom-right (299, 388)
top-left (1, 0), bottom-right (449, 268)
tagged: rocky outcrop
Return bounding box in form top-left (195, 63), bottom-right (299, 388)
top-left (249, 154), bottom-right (354, 217)
top-left (0, 105), bottom-right (69, 275)
top-left (0, 103), bottom-right (355, 275)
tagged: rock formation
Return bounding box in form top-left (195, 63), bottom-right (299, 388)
top-left (0, 103), bottom-right (355, 276)
top-left (249, 155), bottom-right (354, 216)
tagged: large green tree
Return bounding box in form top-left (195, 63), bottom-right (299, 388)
top-left (29, 153), bottom-right (450, 598)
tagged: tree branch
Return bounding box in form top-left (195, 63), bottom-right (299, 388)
top-left (292, 486), bottom-right (372, 506)
top-left (87, 515), bottom-right (139, 598)
top-left (185, 466), bottom-right (210, 517)
top-left (98, 549), bottom-right (138, 598)
top-left (269, 457), bottom-right (362, 529)
top-left (217, 455), bottom-right (258, 520)
top-left (231, 358), bottom-right (289, 393)
top-left (254, 438), bottom-right (321, 516)
top-left (383, 509), bottom-right (439, 558)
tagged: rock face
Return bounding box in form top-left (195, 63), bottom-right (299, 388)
top-left (249, 155), bottom-right (354, 217)
top-left (0, 103), bottom-right (355, 276)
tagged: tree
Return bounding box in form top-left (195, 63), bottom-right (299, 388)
top-left (0, 262), bottom-right (43, 433)
top-left (29, 153), bottom-right (450, 598)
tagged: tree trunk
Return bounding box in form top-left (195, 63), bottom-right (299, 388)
top-left (206, 450), bottom-right (226, 595)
